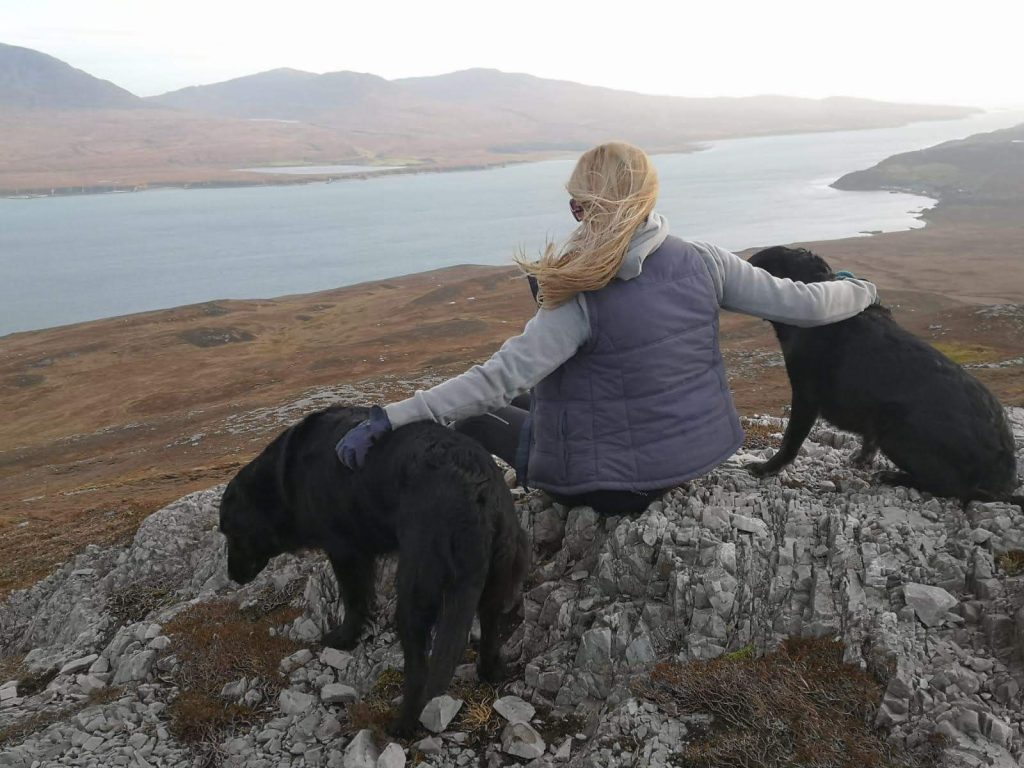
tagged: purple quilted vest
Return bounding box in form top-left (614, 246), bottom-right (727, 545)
top-left (527, 236), bottom-right (744, 494)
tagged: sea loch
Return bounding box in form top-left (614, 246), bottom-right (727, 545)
top-left (1, 110), bottom-right (1022, 337)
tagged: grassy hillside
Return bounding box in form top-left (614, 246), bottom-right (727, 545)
top-left (834, 122), bottom-right (1024, 203)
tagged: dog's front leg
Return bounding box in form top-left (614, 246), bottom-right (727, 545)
top-left (323, 552), bottom-right (376, 650)
top-left (746, 390), bottom-right (819, 477)
top-left (851, 435), bottom-right (879, 468)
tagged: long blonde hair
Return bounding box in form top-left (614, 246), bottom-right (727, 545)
top-left (517, 142), bottom-right (659, 307)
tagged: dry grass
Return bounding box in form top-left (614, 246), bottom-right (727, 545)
top-left (997, 550), bottom-right (1024, 577)
top-left (449, 678), bottom-right (502, 744)
top-left (87, 685), bottom-right (127, 706)
top-left (241, 580), bottom-right (306, 622)
top-left (346, 662), bottom-right (508, 750)
top-left (13, 666), bottom-right (58, 699)
top-left (0, 683), bottom-right (127, 748)
top-left (0, 655), bottom-right (57, 697)
top-left (345, 666), bottom-right (405, 744)
top-left (0, 654), bottom-right (25, 684)
top-left (163, 598), bottom-right (302, 745)
top-left (0, 501), bottom-right (152, 599)
top-left (931, 341), bottom-right (1001, 365)
top-left (0, 708), bottom-right (69, 748)
top-left (535, 711), bottom-right (587, 754)
top-left (107, 578), bottom-right (177, 628)
top-left (637, 637), bottom-right (916, 768)
top-left (742, 422), bottom-right (781, 452)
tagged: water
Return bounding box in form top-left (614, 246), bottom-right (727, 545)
top-left (2, 109), bottom-right (1022, 337)
top-left (237, 165), bottom-right (400, 175)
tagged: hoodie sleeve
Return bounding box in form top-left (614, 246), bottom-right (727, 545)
top-left (692, 241), bottom-right (878, 327)
top-left (384, 297), bottom-right (590, 428)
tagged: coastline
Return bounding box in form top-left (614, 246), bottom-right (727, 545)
top-left (0, 157), bottom-right (549, 199)
top-left (2, 193), bottom-right (1023, 594)
top-left (0, 109), bottom-right (997, 199)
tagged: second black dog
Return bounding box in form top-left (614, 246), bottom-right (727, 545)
top-left (219, 405), bottom-right (531, 736)
top-left (745, 246), bottom-right (1020, 505)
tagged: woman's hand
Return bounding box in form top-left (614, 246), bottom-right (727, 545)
top-left (335, 406), bottom-right (392, 469)
top-left (836, 270), bottom-right (881, 305)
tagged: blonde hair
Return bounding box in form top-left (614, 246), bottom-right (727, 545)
top-left (516, 142), bottom-right (659, 307)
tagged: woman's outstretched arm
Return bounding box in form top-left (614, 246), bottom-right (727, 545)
top-left (693, 241), bottom-right (878, 326)
top-left (384, 298), bottom-right (590, 428)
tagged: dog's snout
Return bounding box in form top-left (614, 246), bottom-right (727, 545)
top-left (226, 546), bottom-right (267, 586)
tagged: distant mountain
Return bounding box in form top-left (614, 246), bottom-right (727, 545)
top-left (0, 43), bottom-right (986, 194)
top-left (834, 122), bottom-right (1024, 203)
top-left (150, 66), bottom-right (980, 157)
top-left (149, 68), bottom-right (393, 119)
top-left (0, 42), bottom-right (141, 109)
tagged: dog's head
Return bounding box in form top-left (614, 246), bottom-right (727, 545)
top-left (748, 246), bottom-right (834, 284)
top-left (219, 431), bottom-right (297, 585)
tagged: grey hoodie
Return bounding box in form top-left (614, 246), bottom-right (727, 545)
top-left (385, 213), bottom-right (877, 428)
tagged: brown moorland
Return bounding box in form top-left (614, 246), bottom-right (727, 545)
top-left (2, 195), bottom-right (1023, 597)
top-left (3, 120), bottom-right (1024, 595)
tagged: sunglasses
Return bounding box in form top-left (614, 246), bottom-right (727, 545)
top-left (569, 198), bottom-right (585, 222)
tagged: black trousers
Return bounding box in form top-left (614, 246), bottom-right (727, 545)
top-left (453, 396), bottom-right (667, 516)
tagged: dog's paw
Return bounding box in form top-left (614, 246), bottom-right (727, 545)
top-left (387, 714), bottom-right (418, 740)
top-left (850, 449), bottom-right (878, 468)
top-left (873, 470), bottom-right (914, 488)
top-left (477, 657), bottom-right (507, 685)
top-left (322, 624), bottom-right (361, 651)
top-left (744, 461), bottom-right (776, 478)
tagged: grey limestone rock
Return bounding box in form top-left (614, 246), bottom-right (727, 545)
top-left (493, 695), bottom-right (535, 725)
top-left (376, 743), bottom-right (406, 768)
top-left (278, 689), bottom-right (315, 716)
top-left (903, 582), bottom-right (959, 627)
top-left (501, 722), bottom-right (546, 760)
top-left (415, 736), bottom-right (444, 755)
top-left (321, 683), bottom-right (358, 705)
top-left (343, 729), bottom-right (379, 768)
top-left (419, 695), bottom-right (463, 733)
top-left (0, 409), bottom-right (1022, 767)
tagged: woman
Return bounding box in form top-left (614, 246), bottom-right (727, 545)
top-left (337, 142), bottom-right (877, 515)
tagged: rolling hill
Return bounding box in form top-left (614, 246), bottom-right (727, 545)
top-left (0, 43), bottom-right (983, 193)
top-left (148, 67), bottom-right (392, 119)
top-left (834, 121), bottom-right (1024, 203)
top-left (151, 66), bottom-right (982, 155)
top-left (0, 42), bottom-right (142, 109)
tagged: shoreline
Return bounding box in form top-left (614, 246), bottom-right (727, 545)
top-left (5, 110), bottom-right (1021, 338)
top-left (1, 211), bottom-right (935, 340)
top-left (2, 109), bottom-right (1003, 199)
top-left (0, 157), bottom-right (549, 200)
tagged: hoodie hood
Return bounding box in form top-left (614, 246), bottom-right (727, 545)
top-left (616, 212), bottom-right (670, 280)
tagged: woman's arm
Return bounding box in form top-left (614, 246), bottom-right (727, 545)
top-left (693, 241), bottom-right (878, 326)
top-left (385, 298), bottom-right (590, 428)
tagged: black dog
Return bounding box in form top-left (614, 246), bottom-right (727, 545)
top-left (219, 405), bottom-right (531, 736)
top-left (745, 246), bottom-right (1021, 505)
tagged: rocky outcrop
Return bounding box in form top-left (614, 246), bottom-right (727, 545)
top-left (1, 410), bottom-right (1022, 767)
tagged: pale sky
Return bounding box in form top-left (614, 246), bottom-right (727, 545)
top-left (3, 0), bottom-right (1021, 107)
